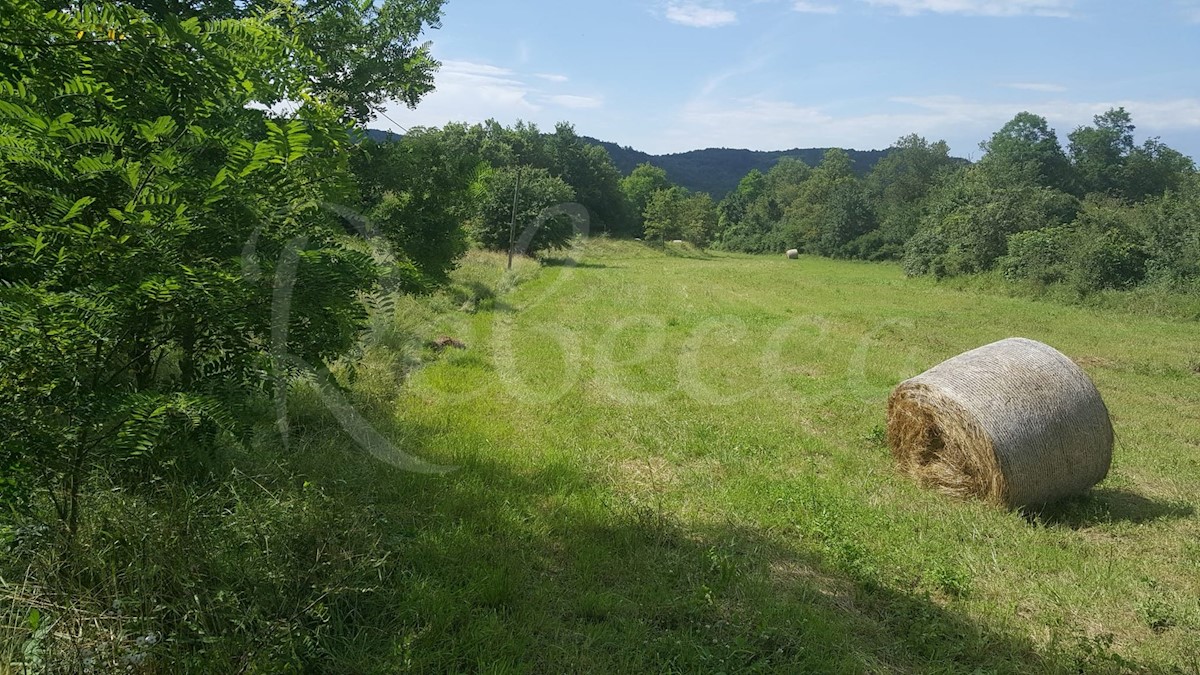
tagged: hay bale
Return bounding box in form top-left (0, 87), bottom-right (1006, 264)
top-left (887, 337), bottom-right (1113, 508)
top-left (786, 249), bottom-right (799, 259)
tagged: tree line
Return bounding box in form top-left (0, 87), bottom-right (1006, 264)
top-left (710, 111), bottom-right (1198, 292)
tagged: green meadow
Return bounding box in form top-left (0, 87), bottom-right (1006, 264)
top-left (293, 240), bottom-right (1199, 672)
top-left (8, 240), bottom-right (1197, 672)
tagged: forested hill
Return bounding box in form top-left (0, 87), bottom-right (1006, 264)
top-left (364, 128), bottom-right (898, 198)
top-left (582, 138), bottom-right (893, 198)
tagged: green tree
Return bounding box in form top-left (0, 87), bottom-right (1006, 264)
top-left (864, 134), bottom-right (956, 259)
top-left (642, 186), bottom-right (688, 242)
top-left (1122, 138), bottom-right (1196, 202)
top-left (815, 182), bottom-right (878, 258)
top-left (906, 165), bottom-right (1078, 276)
top-left (351, 129), bottom-right (483, 284)
top-left (980, 112), bottom-right (1074, 193)
top-left (120, 0), bottom-right (446, 123)
top-left (0, 0), bottom-right (386, 536)
top-left (779, 149), bottom-right (857, 252)
top-left (1141, 175), bottom-right (1200, 283)
top-left (547, 123), bottom-right (632, 234)
top-left (716, 169), bottom-right (772, 252)
top-left (680, 192), bottom-right (719, 248)
top-left (1066, 197), bottom-right (1146, 291)
top-left (473, 167), bottom-right (577, 255)
top-left (421, 120), bottom-right (628, 235)
top-left (621, 163), bottom-right (672, 235)
top-left (764, 157), bottom-right (814, 207)
top-left (1068, 107), bottom-right (1136, 197)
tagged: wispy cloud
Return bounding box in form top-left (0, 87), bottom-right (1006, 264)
top-left (434, 61), bottom-right (537, 111)
top-left (650, 93), bottom-right (1200, 155)
top-left (793, 1), bottom-right (840, 13)
top-left (665, 1), bottom-right (738, 27)
top-left (1003, 82), bottom-right (1068, 92)
top-left (382, 59), bottom-right (604, 131)
top-left (893, 95), bottom-right (1200, 133)
top-left (862, 0), bottom-right (1076, 17)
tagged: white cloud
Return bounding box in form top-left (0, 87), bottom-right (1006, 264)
top-left (425, 60), bottom-right (539, 114)
top-left (893, 95), bottom-right (1200, 131)
top-left (544, 94), bottom-right (605, 109)
top-left (1003, 82), bottom-right (1068, 92)
top-left (665, 2), bottom-right (738, 27)
top-left (862, 0), bottom-right (1075, 17)
top-left (381, 59), bottom-right (605, 131)
top-left (793, 1), bottom-right (840, 13)
top-left (643, 93), bottom-right (1200, 155)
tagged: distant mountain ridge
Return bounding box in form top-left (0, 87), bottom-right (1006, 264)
top-left (365, 128), bottom-right (902, 198)
top-left (581, 137), bottom-right (893, 198)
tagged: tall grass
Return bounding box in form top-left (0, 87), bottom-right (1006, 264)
top-left (0, 250), bottom-right (540, 672)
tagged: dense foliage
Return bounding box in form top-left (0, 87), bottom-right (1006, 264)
top-left (713, 109), bottom-right (1198, 293)
top-left (473, 166), bottom-right (578, 255)
top-left (0, 0), bottom-right (394, 535)
top-left (410, 120), bottom-right (633, 239)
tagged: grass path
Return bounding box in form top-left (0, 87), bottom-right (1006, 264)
top-left (306, 241), bottom-right (1199, 672)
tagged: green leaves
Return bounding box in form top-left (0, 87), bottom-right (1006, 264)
top-left (59, 196), bottom-right (95, 222)
top-left (135, 115), bottom-right (177, 143)
top-left (0, 0), bottom-right (378, 536)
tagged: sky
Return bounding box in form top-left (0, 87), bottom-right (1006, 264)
top-left (380, 0), bottom-right (1200, 159)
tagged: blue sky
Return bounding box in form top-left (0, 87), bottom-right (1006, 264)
top-left (382, 1), bottom-right (1200, 159)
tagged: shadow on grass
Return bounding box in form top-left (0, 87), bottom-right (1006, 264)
top-left (540, 256), bottom-right (618, 269)
top-left (7, 388), bottom-right (1156, 671)
top-left (269, 414), bottom-right (1142, 673)
top-left (1027, 487), bottom-right (1195, 529)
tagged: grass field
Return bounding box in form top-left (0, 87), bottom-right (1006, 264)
top-left (19, 240), bottom-right (1186, 671)
top-left (276, 239), bottom-right (1200, 673)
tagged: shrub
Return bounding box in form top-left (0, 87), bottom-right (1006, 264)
top-left (1142, 175), bottom-right (1200, 284)
top-left (902, 228), bottom-right (948, 277)
top-left (1000, 227), bottom-right (1074, 284)
top-left (1070, 228), bottom-right (1147, 292)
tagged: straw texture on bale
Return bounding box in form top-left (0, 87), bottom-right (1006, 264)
top-left (887, 337), bottom-right (1113, 508)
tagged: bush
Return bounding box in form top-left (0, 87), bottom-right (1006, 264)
top-left (1142, 175), bottom-right (1200, 284)
top-left (1067, 198), bottom-right (1147, 292)
top-left (908, 166), bottom-right (1079, 277)
top-left (1070, 228), bottom-right (1147, 292)
top-left (902, 228), bottom-right (948, 278)
top-left (999, 226), bottom-right (1074, 284)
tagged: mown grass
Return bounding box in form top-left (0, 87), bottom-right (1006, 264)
top-left (4, 242), bottom-right (1199, 672)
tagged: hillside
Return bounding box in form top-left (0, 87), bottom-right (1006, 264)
top-left (583, 138), bottom-right (892, 197)
top-left (365, 128), bottom-right (906, 198)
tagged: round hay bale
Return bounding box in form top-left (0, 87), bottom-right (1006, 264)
top-left (886, 337), bottom-right (1113, 508)
top-left (786, 249), bottom-right (799, 259)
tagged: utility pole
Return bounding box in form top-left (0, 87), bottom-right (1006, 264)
top-left (507, 166), bottom-right (522, 271)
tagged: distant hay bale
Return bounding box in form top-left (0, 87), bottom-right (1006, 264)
top-left (786, 249), bottom-right (799, 259)
top-left (887, 338), bottom-right (1113, 508)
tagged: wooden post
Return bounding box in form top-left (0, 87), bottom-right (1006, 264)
top-left (507, 167), bottom-right (522, 270)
